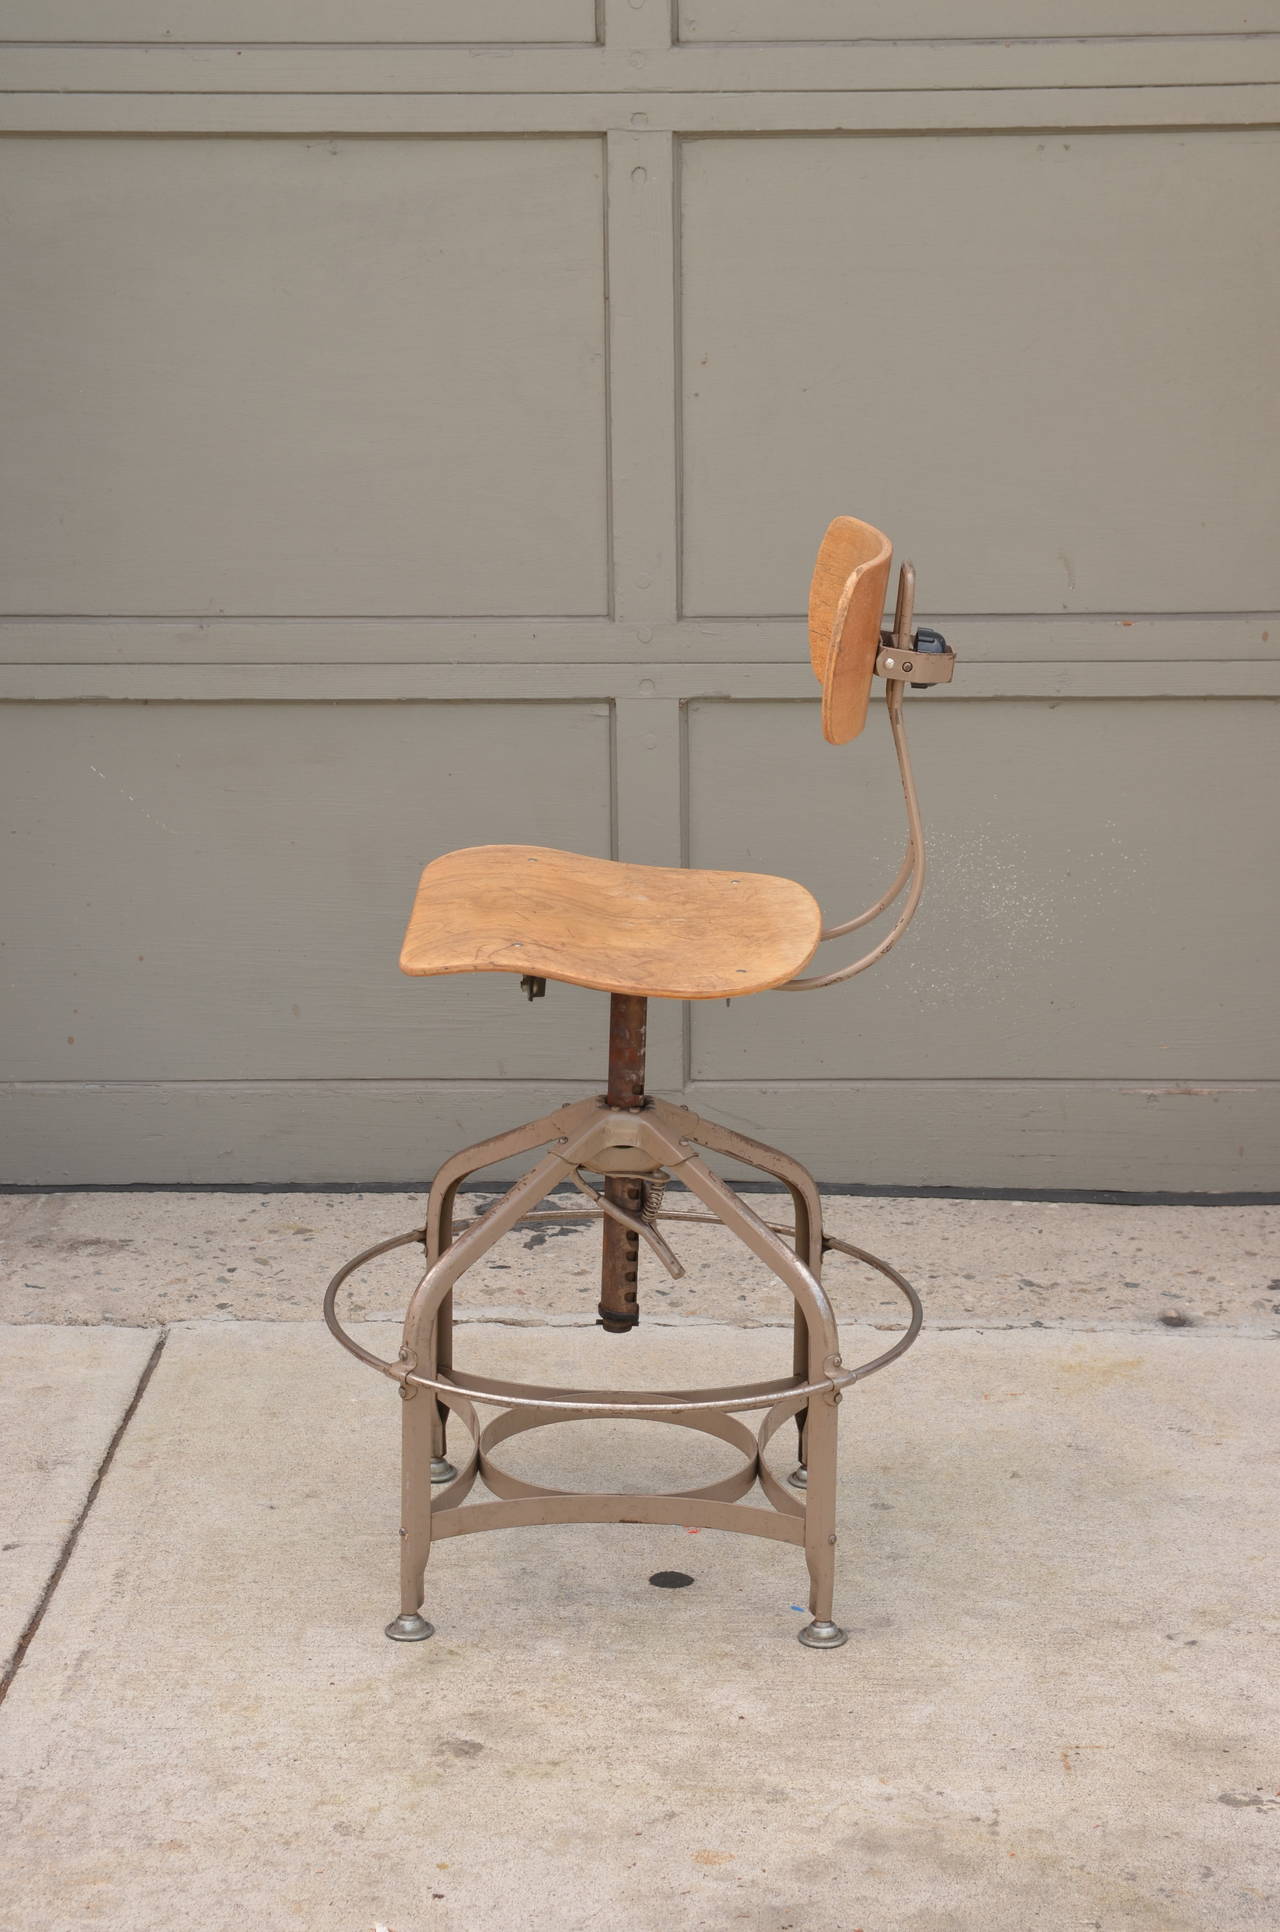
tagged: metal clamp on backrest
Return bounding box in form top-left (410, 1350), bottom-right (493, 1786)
top-left (876, 561), bottom-right (955, 689)
top-left (782, 551), bottom-right (956, 992)
top-left (877, 633), bottom-right (955, 687)
top-left (875, 558), bottom-right (956, 684)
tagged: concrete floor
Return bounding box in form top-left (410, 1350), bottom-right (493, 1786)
top-left (2, 1187), bottom-right (1278, 1332)
top-left (1, 1195), bottom-right (1277, 1931)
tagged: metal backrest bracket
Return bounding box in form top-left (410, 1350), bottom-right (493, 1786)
top-left (782, 552), bottom-right (958, 994)
top-left (874, 557), bottom-right (955, 686)
top-left (876, 637), bottom-right (955, 687)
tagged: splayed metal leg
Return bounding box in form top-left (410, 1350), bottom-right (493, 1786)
top-left (418, 1098), bottom-right (601, 1494)
top-left (668, 1104), bottom-right (824, 1497)
top-left (796, 1375), bottom-right (846, 1648)
top-left (394, 1358), bottom-right (437, 1638)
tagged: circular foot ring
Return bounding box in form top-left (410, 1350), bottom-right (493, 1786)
top-left (323, 1231), bottom-right (922, 1409)
top-left (786, 1465), bottom-right (808, 1491)
top-left (385, 1612), bottom-right (435, 1642)
top-left (431, 1458), bottom-right (458, 1484)
top-left (798, 1619), bottom-right (848, 1650)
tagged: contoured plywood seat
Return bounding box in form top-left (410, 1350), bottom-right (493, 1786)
top-left (399, 844), bottom-right (823, 1000)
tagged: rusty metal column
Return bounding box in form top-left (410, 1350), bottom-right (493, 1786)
top-left (598, 993), bottom-right (648, 1333)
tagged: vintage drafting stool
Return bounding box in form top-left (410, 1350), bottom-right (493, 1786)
top-left (325, 516), bottom-right (956, 1650)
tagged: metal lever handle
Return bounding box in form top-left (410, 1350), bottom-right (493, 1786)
top-left (568, 1167), bottom-right (687, 1280)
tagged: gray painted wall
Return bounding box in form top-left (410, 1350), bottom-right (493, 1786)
top-left (2, 4), bottom-right (1277, 1190)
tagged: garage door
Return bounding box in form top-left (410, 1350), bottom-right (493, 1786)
top-left (2, 3), bottom-right (1277, 1188)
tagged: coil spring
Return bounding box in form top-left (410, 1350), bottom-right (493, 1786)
top-left (641, 1175), bottom-right (668, 1225)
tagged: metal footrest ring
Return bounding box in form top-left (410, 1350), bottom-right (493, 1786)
top-left (323, 1224), bottom-right (923, 1411)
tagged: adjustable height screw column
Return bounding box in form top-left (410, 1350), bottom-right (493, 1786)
top-left (598, 993), bottom-right (648, 1333)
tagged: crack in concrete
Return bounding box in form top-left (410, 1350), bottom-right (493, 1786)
top-left (0, 1327), bottom-right (168, 1711)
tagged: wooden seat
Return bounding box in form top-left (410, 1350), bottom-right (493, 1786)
top-left (400, 844), bottom-right (822, 1000)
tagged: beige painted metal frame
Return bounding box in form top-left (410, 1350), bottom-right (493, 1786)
top-left (324, 559), bottom-right (940, 1650)
top-left (325, 1092), bottom-right (922, 1651)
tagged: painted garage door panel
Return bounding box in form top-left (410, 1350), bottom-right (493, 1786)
top-left (680, 131), bottom-right (1280, 617)
top-left (2, 25), bottom-right (1275, 1189)
top-left (0, 137), bottom-right (607, 616)
top-left (687, 697), bottom-right (1279, 1082)
top-left (0, 2), bottom-right (598, 43)
top-left (678, 3), bottom-right (1277, 40)
top-left (1, 702), bottom-right (612, 1080)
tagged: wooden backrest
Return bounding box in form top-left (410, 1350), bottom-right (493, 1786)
top-left (808, 515), bottom-right (893, 744)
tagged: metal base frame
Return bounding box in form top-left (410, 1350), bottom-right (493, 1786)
top-left (324, 1094), bottom-right (922, 1650)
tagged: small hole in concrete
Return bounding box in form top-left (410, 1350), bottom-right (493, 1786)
top-left (649, 1571), bottom-right (694, 1589)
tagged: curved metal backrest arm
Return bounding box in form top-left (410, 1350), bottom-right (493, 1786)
top-left (779, 678), bottom-right (926, 992)
top-left (818, 827), bottom-right (914, 941)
